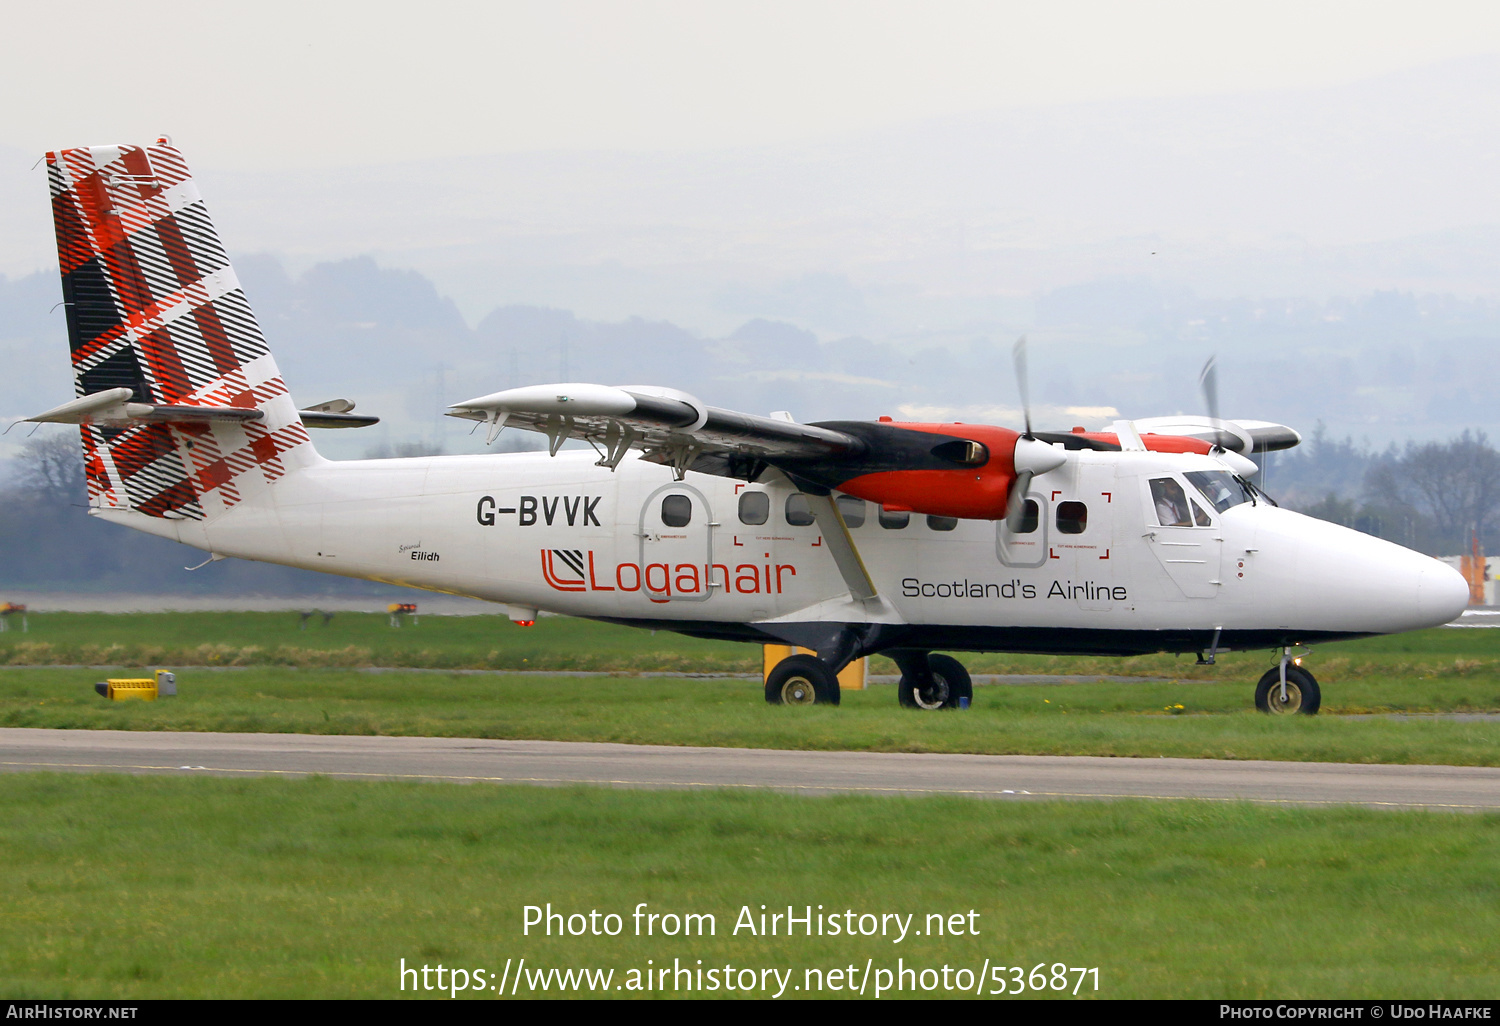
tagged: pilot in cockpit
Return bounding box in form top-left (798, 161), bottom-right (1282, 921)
top-left (1150, 477), bottom-right (1193, 528)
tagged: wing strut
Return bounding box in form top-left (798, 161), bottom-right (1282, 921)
top-left (803, 494), bottom-right (878, 601)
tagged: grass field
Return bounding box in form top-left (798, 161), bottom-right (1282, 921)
top-left (0, 611), bottom-right (756, 673)
top-left (1, 773), bottom-right (1496, 999)
top-left (4, 666), bottom-right (1499, 766)
top-left (4, 610), bottom-right (1499, 683)
top-left (2, 613), bottom-right (1499, 766)
top-left (2, 617), bottom-right (1497, 1000)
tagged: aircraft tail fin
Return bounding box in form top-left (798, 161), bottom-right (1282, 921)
top-left (47, 140), bottom-right (317, 522)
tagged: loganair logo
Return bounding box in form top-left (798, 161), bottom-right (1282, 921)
top-left (542, 549), bottom-right (798, 604)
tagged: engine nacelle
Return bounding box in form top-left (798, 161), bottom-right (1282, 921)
top-left (830, 424), bottom-right (1035, 520)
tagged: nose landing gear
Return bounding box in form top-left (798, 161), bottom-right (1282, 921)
top-left (1255, 651), bottom-right (1320, 715)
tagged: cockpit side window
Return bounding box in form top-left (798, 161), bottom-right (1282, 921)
top-left (1149, 477), bottom-right (1193, 527)
top-left (1190, 498), bottom-right (1212, 527)
top-left (1185, 470), bottom-right (1254, 514)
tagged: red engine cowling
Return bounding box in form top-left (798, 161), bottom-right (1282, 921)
top-left (816, 422), bottom-right (1219, 521)
top-left (832, 423), bottom-right (1023, 520)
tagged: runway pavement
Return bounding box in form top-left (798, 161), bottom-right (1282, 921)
top-left (1, 728), bottom-right (1496, 811)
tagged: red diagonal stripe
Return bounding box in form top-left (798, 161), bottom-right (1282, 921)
top-left (135, 324), bottom-right (193, 402)
top-left (108, 424), bottom-right (176, 478)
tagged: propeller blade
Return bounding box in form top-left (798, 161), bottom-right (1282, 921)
top-left (1005, 470), bottom-right (1034, 531)
top-left (1199, 356), bottom-right (1220, 428)
top-left (1198, 356), bottom-right (1237, 450)
top-left (1013, 336), bottom-right (1032, 438)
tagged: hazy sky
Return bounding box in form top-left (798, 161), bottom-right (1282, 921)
top-left (7, 1), bottom-right (1500, 167)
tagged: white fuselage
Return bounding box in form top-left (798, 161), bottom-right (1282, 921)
top-left (101, 447), bottom-right (1469, 653)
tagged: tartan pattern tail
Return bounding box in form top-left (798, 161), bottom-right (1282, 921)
top-left (48, 140), bottom-right (315, 521)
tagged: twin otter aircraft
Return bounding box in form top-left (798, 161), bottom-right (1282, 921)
top-left (27, 141), bottom-right (1469, 714)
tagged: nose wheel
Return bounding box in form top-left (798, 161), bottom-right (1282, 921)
top-left (1255, 665), bottom-right (1320, 715)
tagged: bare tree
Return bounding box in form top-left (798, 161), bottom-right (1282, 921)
top-left (12, 432), bottom-right (85, 508)
top-left (1366, 430), bottom-right (1500, 552)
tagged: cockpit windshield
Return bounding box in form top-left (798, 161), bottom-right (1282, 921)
top-left (1185, 470), bottom-right (1255, 513)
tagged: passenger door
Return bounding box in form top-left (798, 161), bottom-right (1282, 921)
top-left (638, 483), bottom-right (716, 602)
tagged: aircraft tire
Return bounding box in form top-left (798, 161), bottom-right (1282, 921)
top-left (1254, 665), bottom-right (1320, 715)
top-left (765, 654), bottom-right (841, 706)
top-left (899, 654), bottom-right (972, 710)
top-left (929, 654), bottom-right (973, 709)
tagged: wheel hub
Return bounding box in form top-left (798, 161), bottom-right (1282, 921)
top-left (781, 676), bottom-right (817, 705)
top-left (1266, 681), bottom-right (1303, 714)
top-left (914, 674), bottom-right (950, 710)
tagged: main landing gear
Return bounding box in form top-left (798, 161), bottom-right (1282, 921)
top-left (891, 651), bottom-right (973, 710)
top-left (1255, 649), bottom-right (1321, 715)
top-left (765, 654), bottom-right (841, 706)
top-left (763, 649), bottom-right (975, 710)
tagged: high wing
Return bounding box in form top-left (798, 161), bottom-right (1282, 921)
top-left (448, 383), bottom-right (865, 479)
top-left (448, 381), bottom-right (1301, 523)
top-left (1129, 416), bottom-right (1301, 453)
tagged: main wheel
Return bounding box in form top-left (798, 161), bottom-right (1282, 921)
top-left (765, 654), bottom-right (841, 706)
top-left (899, 654), bottom-right (972, 710)
top-left (1254, 665), bottom-right (1320, 715)
top-left (929, 654), bottom-right (973, 708)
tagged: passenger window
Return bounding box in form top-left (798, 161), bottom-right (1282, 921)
top-left (1012, 499), bottom-right (1039, 534)
top-left (836, 495), bottom-right (866, 528)
top-left (785, 493), bottom-right (816, 527)
top-left (661, 494), bottom-right (692, 527)
top-left (879, 507), bottom-right (910, 529)
top-left (1056, 500), bottom-right (1087, 534)
top-left (1190, 499), bottom-right (1212, 527)
top-left (738, 490), bottom-right (769, 525)
top-left (1149, 477), bottom-right (1193, 527)
top-left (927, 515), bottom-right (958, 532)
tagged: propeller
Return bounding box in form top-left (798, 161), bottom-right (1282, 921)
top-left (1199, 356), bottom-right (1218, 427)
top-left (1013, 335), bottom-right (1032, 439)
top-left (1198, 356), bottom-right (1231, 450)
top-left (1006, 336), bottom-right (1066, 528)
top-left (1198, 355), bottom-right (1259, 475)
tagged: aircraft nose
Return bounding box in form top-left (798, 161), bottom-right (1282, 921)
top-left (1417, 560), bottom-right (1470, 627)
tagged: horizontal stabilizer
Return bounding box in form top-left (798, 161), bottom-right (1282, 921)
top-left (299, 412), bottom-right (380, 429)
top-left (26, 390), bottom-right (264, 426)
top-left (299, 399), bottom-right (378, 429)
